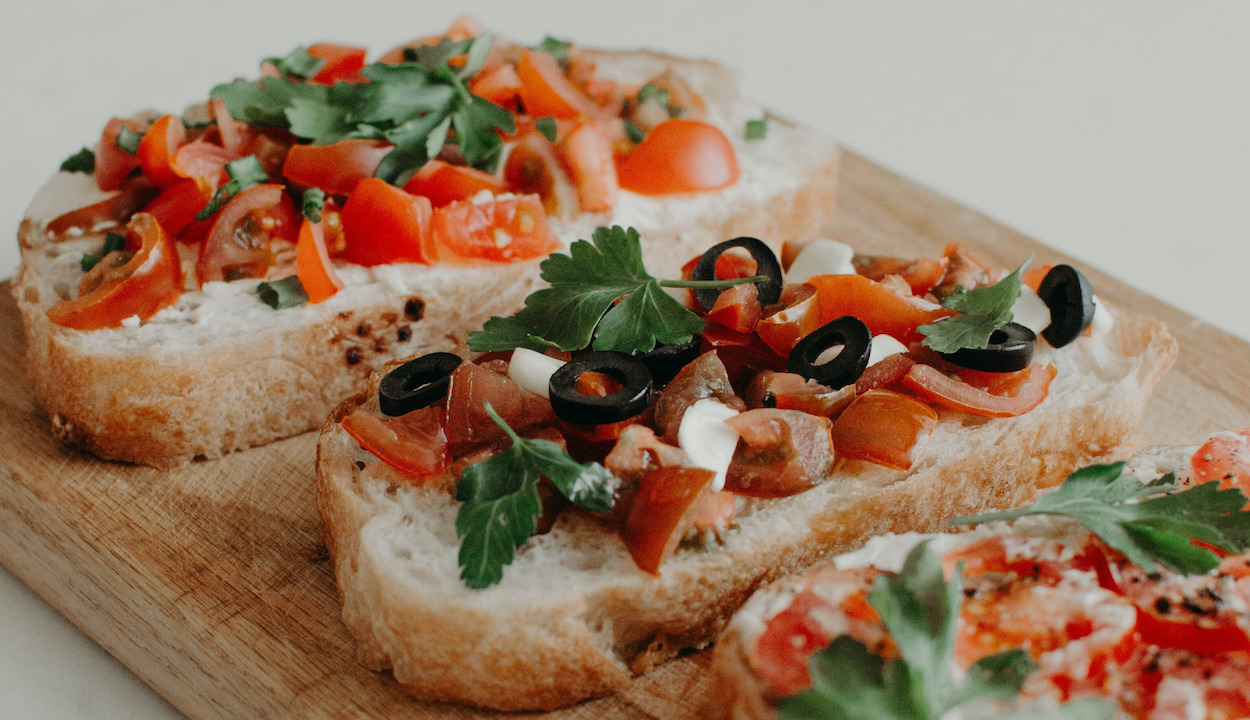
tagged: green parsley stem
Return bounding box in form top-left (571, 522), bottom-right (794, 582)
top-left (483, 401), bottom-right (523, 444)
top-left (659, 275), bottom-right (768, 290)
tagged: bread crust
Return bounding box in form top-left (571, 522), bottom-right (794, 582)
top-left (315, 303), bottom-right (1176, 710)
top-left (13, 52), bottom-right (840, 467)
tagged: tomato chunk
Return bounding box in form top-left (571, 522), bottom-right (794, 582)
top-left (1191, 428), bottom-right (1250, 502)
top-left (46, 183), bottom-right (160, 239)
top-left (341, 406), bottom-right (449, 479)
top-left (829, 389), bottom-right (937, 470)
top-left (295, 218), bottom-right (344, 303)
top-left (171, 141), bottom-right (237, 185)
top-left (807, 273), bottom-right (955, 345)
top-left (402, 159), bottom-right (506, 207)
top-left (307, 43), bottom-right (367, 85)
top-left (94, 117), bottom-right (146, 191)
top-left (516, 49), bottom-right (604, 119)
top-left (617, 119), bottom-right (740, 195)
top-left (137, 114), bottom-right (186, 187)
top-left (853, 254), bottom-right (950, 297)
top-left (340, 178), bottom-right (435, 266)
top-left (903, 362), bottom-right (1056, 418)
top-left (621, 465), bottom-right (715, 575)
top-left (196, 184), bottom-right (298, 285)
top-left (282, 139), bottom-right (394, 196)
top-left (556, 121), bottom-right (618, 212)
top-left (431, 195), bottom-right (560, 264)
top-left (142, 179), bottom-right (214, 236)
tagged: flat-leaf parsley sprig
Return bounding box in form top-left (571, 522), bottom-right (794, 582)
top-left (919, 260), bottom-right (1028, 354)
top-left (951, 461), bottom-right (1250, 575)
top-left (467, 225), bottom-right (766, 355)
top-left (455, 402), bottom-right (615, 589)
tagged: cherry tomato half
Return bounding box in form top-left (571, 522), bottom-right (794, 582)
top-left (196, 184), bottom-right (298, 286)
top-left (341, 406), bottom-right (449, 479)
top-left (807, 273), bottom-right (955, 345)
top-left (137, 114), bottom-right (186, 188)
top-left (141, 178), bottom-right (214, 236)
top-left (621, 465), bottom-right (716, 575)
top-left (617, 119), bottom-right (740, 196)
top-left (431, 194), bottom-right (561, 264)
top-left (340, 178), bottom-right (435, 266)
top-left (296, 218), bottom-right (344, 303)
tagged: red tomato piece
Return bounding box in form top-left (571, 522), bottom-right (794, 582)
top-left (620, 465), bottom-right (715, 575)
top-left (94, 117), bottom-right (147, 191)
top-left (431, 194), bottom-right (560, 264)
top-left (854, 354), bottom-right (916, 394)
top-left (295, 218), bottom-right (344, 303)
top-left (617, 119), bottom-right (740, 195)
top-left (807, 273), bottom-right (956, 345)
top-left (307, 43), bottom-right (367, 85)
top-left (196, 184), bottom-right (298, 286)
top-left (46, 213), bottom-right (184, 330)
top-left (756, 291), bottom-right (822, 357)
top-left (282, 139), bottom-right (394, 196)
top-left (469, 62), bottom-right (523, 109)
top-left (556, 121), bottom-right (618, 212)
top-left (706, 282), bottom-right (762, 333)
top-left (171, 141), bottom-right (237, 185)
top-left (829, 389), bottom-right (938, 470)
top-left (516, 49), bottom-right (605, 120)
top-left (340, 178), bottom-right (436, 266)
top-left (1191, 428), bottom-right (1250, 502)
top-left (903, 362), bottom-right (1056, 418)
top-left (502, 133), bottom-right (579, 220)
top-left (141, 178), bottom-right (214, 236)
top-left (444, 361), bottom-right (555, 455)
top-left (341, 406), bottom-right (449, 479)
top-left (853, 255), bottom-right (950, 297)
top-left (137, 114), bottom-right (186, 187)
top-left (750, 588), bottom-right (839, 696)
top-left (402, 159), bottom-right (506, 207)
top-left (45, 182), bottom-right (160, 239)
top-left (1134, 606), bottom-right (1250, 655)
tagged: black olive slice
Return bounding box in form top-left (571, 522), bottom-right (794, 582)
top-left (940, 322), bottom-right (1036, 372)
top-left (787, 316), bottom-right (872, 389)
top-left (1037, 264), bottom-right (1095, 348)
top-left (691, 237), bottom-right (784, 312)
top-left (639, 338), bottom-right (702, 386)
top-left (378, 352), bottom-right (463, 416)
top-left (549, 351), bottom-right (653, 425)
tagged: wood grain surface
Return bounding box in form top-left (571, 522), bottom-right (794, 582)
top-left (2, 151), bottom-right (1248, 720)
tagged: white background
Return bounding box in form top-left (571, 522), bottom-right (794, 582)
top-left (2, 2), bottom-right (1249, 718)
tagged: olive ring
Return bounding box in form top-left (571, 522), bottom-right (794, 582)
top-left (639, 338), bottom-right (702, 386)
top-left (691, 237), bottom-right (784, 312)
top-left (1037, 264), bottom-right (1095, 348)
top-left (548, 351), bottom-right (654, 425)
top-left (787, 316), bottom-right (872, 389)
top-left (940, 322), bottom-right (1036, 373)
top-left (378, 352), bottom-right (463, 416)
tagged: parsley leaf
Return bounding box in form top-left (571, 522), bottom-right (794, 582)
top-left (80, 232), bottom-right (128, 272)
top-left (194, 154), bottom-right (269, 221)
top-left (535, 116), bottom-right (558, 142)
top-left (780, 544), bottom-right (1115, 720)
top-left (919, 260), bottom-right (1028, 353)
top-left (745, 117), bottom-right (768, 140)
top-left (637, 83), bottom-right (670, 109)
top-left (623, 118), bottom-right (645, 143)
top-left (60, 147), bottom-right (95, 173)
top-left (257, 275), bottom-right (309, 309)
top-left (468, 226), bottom-right (761, 355)
top-left (301, 188), bottom-right (326, 223)
top-left (533, 36), bottom-right (571, 65)
top-left (952, 462), bottom-right (1250, 575)
top-left (115, 126), bottom-right (143, 155)
top-left (455, 403), bottom-right (614, 588)
top-left (452, 96), bottom-right (514, 172)
top-left (264, 46), bottom-right (323, 80)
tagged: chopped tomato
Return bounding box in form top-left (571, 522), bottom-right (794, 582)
top-left (502, 132), bottom-right (579, 220)
top-left (574, 370), bottom-right (622, 397)
top-left (341, 406), bottom-right (449, 479)
top-left (430, 194), bottom-right (560, 264)
top-left (807, 273), bottom-right (955, 345)
top-left (94, 117), bottom-right (146, 191)
top-left (706, 282), bottom-right (761, 333)
top-left (242, 132), bottom-right (293, 179)
top-left (282, 139), bottom-right (394, 196)
top-left (196, 184), bottom-right (297, 285)
top-left (942, 536), bottom-right (1071, 585)
top-left (137, 115), bottom-right (186, 187)
top-left (307, 43), bottom-right (367, 85)
top-left (1134, 606), bottom-right (1250, 655)
top-left (516, 49), bottom-right (605, 119)
top-left (469, 62), bottom-right (523, 109)
top-left (853, 254), bottom-right (950, 297)
top-left (854, 354), bottom-right (916, 394)
top-left (444, 361), bottom-right (555, 455)
top-left (46, 213), bottom-right (183, 330)
top-left (1191, 428), bottom-right (1250, 502)
top-left (45, 182), bottom-right (160, 239)
top-left (620, 465), bottom-right (715, 575)
top-left (170, 141), bottom-right (237, 185)
top-left (402, 159), bottom-right (506, 207)
top-left (340, 178), bottom-right (436, 266)
top-left (699, 324), bottom-right (787, 386)
top-left (934, 242), bottom-right (997, 298)
top-left (141, 178), bottom-right (214, 236)
top-left (651, 350), bottom-right (744, 441)
top-left (756, 290), bottom-right (822, 357)
top-left (556, 121), bottom-right (618, 212)
top-left (715, 251), bottom-right (759, 280)
top-left (829, 389), bottom-right (938, 470)
top-left (744, 371), bottom-right (853, 417)
top-left (210, 97), bottom-right (248, 154)
top-left (617, 119), bottom-right (740, 195)
top-left (725, 408), bottom-right (835, 497)
top-left (903, 362), bottom-right (1056, 418)
top-left (295, 218), bottom-right (344, 303)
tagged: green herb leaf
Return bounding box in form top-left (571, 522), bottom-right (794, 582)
top-left (453, 97), bottom-right (515, 173)
top-left (454, 403), bottom-right (614, 588)
top-left (373, 111), bottom-right (452, 185)
top-left (745, 117), bottom-right (768, 140)
top-left (637, 83), bottom-right (670, 109)
top-left (535, 116), bottom-right (558, 142)
top-left (952, 462), bottom-right (1250, 575)
top-left (264, 46), bottom-right (323, 80)
top-left (285, 95), bottom-right (354, 145)
top-left (458, 34), bottom-right (495, 79)
top-left (404, 37), bottom-right (474, 72)
top-left (301, 188), bottom-right (326, 223)
top-left (533, 36), bottom-right (571, 64)
top-left (80, 232), bottom-right (128, 272)
top-left (623, 119), bottom-right (645, 143)
top-left (256, 275), bottom-right (309, 309)
top-left (919, 260), bottom-right (1028, 353)
top-left (60, 147), bottom-right (95, 174)
top-left (195, 154), bottom-right (269, 221)
top-left (115, 127), bottom-right (143, 155)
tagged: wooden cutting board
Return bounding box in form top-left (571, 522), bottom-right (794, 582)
top-left (2, 151), bottom-right (1249, 720)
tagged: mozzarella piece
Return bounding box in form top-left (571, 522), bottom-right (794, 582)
top-left (507, 348), bottom-right (565, 399)
top-left (786, 239), bottom-right (856, 284)
top-left (1011, 285), bottom-right (1052, 335)
top-left (1090, 294), bottom-right (1114, 337)
top-left (867, 334), bottom-right (907, 366)
top-left (677, 398), bottom-right (741, 492)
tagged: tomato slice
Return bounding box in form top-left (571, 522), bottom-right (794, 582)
top-left (171, 141), bottom-right (237, 185)
top-left (401, 159), bottom-right (506, 207)
top-left (617, 119), bottom-right (740, 195)
top-left (340, 178), bottom-right (436, 266)
top-left (807, 273), bottom-right (955, 345)
top-left (556, 121), bottom-right (618, 212)
top-left (45, 182), bottom-right (160, 239)
top-left (137, 115), bottom-right (186, 187)
top-left (853, 255), bottom-right (950, 297)
top-left (1191, 428), bottom-right (1250, 501)
top-left (751, 587), bottom-right (839, 696)
top-left (430, 194), bottom-right (561, 264)
top-left (902, 362), bottom-right (1056, 418)
top-left (341, 406), bottom-right (450, 479)
top-left (295, 218), bottom-right (344, 303)
top-left (502, 133), bottom-right (579, 220)
top-left (469, 62), bottom-right (523, 109)
top-left (620, 465), bottom-right (715, 575)
top-left (307, 43), bottom-right (367, 85)
top-left (829, 389), bottom-right (938, 470)
top-left (141, 178), bottom-right (214, 236)
top-left (706, 282), bottom-right (761, 333)
top-left (757, 290), bottom-right (822, 357)
top-left (854, 354), bottom-right (916, 394)
top-left (196, 184), bottom-right (297, 286)
top-left (1134, 606), bottom-right (1250, 655)
top-left (282, 139), bottom-right (394, 196)
top-left (516, 49), bottom-right (605, 119)
top-left (94, 117), bottom-right (147, 191)
top-left (46, 213), bottom-right (184, 330)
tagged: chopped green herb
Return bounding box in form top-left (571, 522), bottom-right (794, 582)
top-left (257, 275), bottom-right (309, 309)
top-left (264, 46), bottom-right (323, 80)
top-left (745, 117), bottom-right (768, 140)
top-left (80, 232), bottom-right (128, 272)
top-left (952, 461), bottom-right (1250, 575)
top-left (535, 116), bottom-right (558, 142)
top-left (455, 402), bottom-right (614, 588)
top-left (636, 83), bottom-right (670, 109)
top-left (533, 36), bottom-right (571, 64)
top-left (919, 260), bottom-right (1028, 353)
top-left (194, 154), bottom-right (270, 221)
top-left (301, 188), bottom-right (326, 223)
top-left (115, 127), bottom-right (143, 155)
top-left (60, 147), bottom-right (95, 174)
top-left (622, 118), bottom-right (645, 143)
top-left (467, 226), bottom-right (765, 355)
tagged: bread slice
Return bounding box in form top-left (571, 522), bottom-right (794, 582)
top-left (315, 298), bottom-right (1176, 710)
top-left (706, 435), bottom-right (1242, 720)
top-left (12, 48), bottom-right (840, 467)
